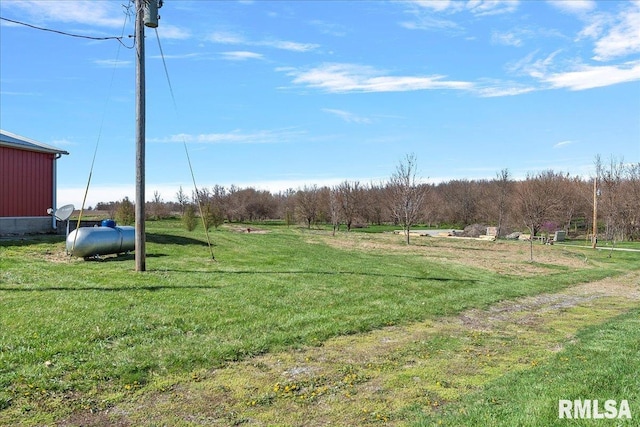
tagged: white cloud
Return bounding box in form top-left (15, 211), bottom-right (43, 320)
top-left (256, 40), bottom-right (319, 52)
top-left (577, 13), bottom-right (611, 40)
top-left (399, 1), bottom-right (462, 31)
top-left (285, 63), bottom-right (473, 93)
top-left (153, 128), bottom-right (306, 145)
top-left (207, 31), bottom-right (319, 52)
top-left (3, 0), bottom-right (128, 28)
top-left (508, 45), bottom-right (640, 92)
top-left (219, 51), bottom-right (264, 61)
top-left (546, 0), bottom-right (596, 14)
top-left (466, 0), bottom-right (519, 16)
top-left (400, 1), bottom-right (518, 33)
top-left (93, 59), bottom-right (132, 68)
top-left (399, 15), bottom-right (460, 31)
top-left (407, 0), bottom-right (519, 15)
top-left (508, 49), bottom-right (562, 78)
top-left (491, 30), bottom-right (523, 47)
top-left (406, 0), bottom-right (518, 15)
top-left (542, 60), bottom-right (640, 90)
top-left (408, 0), bottom-right (457, 12)
top-left (149, 53), bottom-right (202, 60)
top-left (592, 4), bottom-right (640, 61)
top-left (157, 24), bottom-right (191, 40)
top-left (474, 81), bottom-right (535, 97)
top-left (553, 140), bottom-right (574, 148)
top-left (207, 31), bottom-right (246, 44)
top-left (322, 108), bottom-right (372, 124)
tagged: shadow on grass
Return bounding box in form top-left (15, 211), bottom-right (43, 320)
top-left (0, 284), bottom-right (223, 292)
top-left (209, 270), bottom-right (476, 283)
top-left (147, 232), bottom-right (212, 246)
top-left (81, 253), bottom-right (168, 262)
top-left (0, 234), bottom-right (65, 246)
top-left (0, 232), bottom-right (209, 250)
top-left (0, 270), bottom-right (475, 292)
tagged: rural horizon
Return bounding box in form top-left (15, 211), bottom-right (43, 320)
top-left (2, 0), bottom-right (639, 425)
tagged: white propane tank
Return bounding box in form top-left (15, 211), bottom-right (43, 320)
top-left (66, 225), bottom-right (135, 258)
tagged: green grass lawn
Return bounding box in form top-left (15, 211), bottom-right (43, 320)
top-left (0, 220), bottom-right (638, 425)
top-left (413, 308), bottom-right (640, 427)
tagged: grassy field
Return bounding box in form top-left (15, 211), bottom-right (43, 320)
top-left (0, 220), bottom-right (638, 426)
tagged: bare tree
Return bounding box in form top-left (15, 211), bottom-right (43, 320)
top-left (278, 188), bottom-right (296, 227)
top-left (225, 185), bottom-right (242, 222)
top-left (597, 156), bottom-right (627, 244)
top-left (176, 186), bottom-right (189, 215)
top-left (296, 185), bottom-right (319, 228)
top-left (494, 169), bottom-right (512, 237)
top-left (148, 190), bottom-right (169, 220)
top-left (440, 179), bottom-right (479, 227)
top-left (329, 186), bottom-right (341, 235)
top-left (558, 175), bottom-right (589, 234)
top-left (364, 181), bottom-right (387, 226)
top-left (624, 163), bottom-right (640, 240)
top-left (337, 180), bottom-right (363, 231)
top-left (516, 170), bottom-right (565, 261)
top-left (388, 153), bottom-right (428, 244)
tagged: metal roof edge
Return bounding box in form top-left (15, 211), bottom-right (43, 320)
top-left (0, 129), bottom-right (70, 155)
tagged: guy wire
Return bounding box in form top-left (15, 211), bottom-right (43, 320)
top-left (70, 2), bottom-right (134, 257)
top-left (154, 27), bottom-right (216, 261)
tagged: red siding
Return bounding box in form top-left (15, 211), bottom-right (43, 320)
top-left (0, 146), bottom-right (54, 217)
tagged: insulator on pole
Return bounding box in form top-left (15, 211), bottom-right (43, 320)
top-left (144, 0), bottom-right (159, 28)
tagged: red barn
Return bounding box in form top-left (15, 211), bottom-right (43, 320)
top-left (0, 129), bottom-right (69, 235)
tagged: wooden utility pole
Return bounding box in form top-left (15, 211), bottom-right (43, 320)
top-left (135, 0), bottom-right (146, 271)
top-left (592, 176), bottom-right (598, 249)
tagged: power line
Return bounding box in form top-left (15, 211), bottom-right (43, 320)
top-left (0, 16), bottom-right (133, 48)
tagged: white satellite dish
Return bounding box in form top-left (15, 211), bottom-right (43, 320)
top-left (54, 204), bottom-right (75, 221)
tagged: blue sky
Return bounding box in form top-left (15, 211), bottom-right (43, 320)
top-left (1, 0), bottom-right (639, 208)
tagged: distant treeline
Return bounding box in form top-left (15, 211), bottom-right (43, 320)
top-left (92, 157), bottom-right (640, 242)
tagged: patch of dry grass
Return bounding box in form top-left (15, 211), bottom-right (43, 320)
top-left (315, 232), bottom-right (593, 277)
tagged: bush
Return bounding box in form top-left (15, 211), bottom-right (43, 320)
top-left (183, 204), bottom-right (197, 231)
top-left (115, 197), bottom-right (135, 225)
top-left (203, 203), bottom-right (224, 231)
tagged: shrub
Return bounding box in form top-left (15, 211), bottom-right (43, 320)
top-left (115, 197), bottom-right (135, 225)
top-left (183, 204), bottom-right (197, 231)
